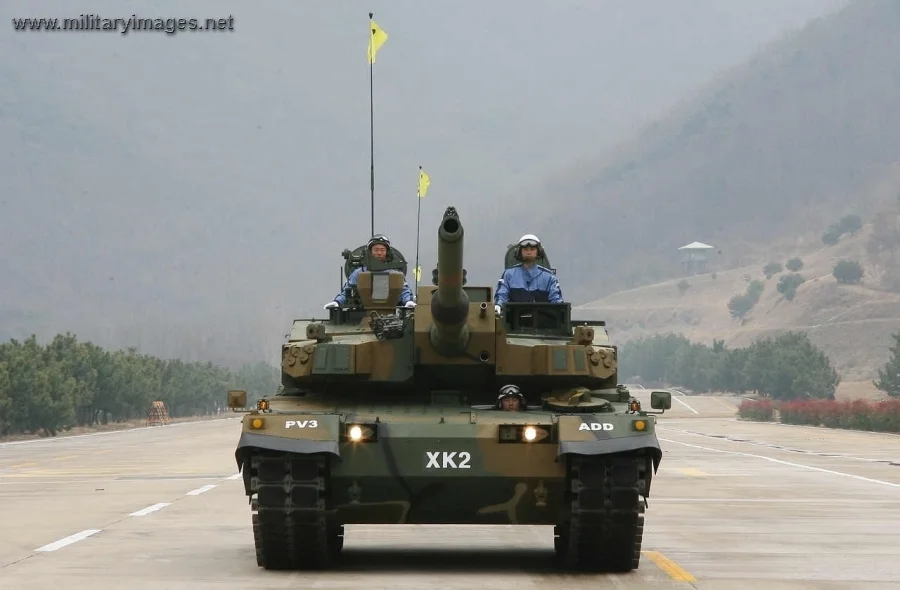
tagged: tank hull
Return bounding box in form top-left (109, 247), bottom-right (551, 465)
top-left (235, 408), bottom-right (661, 571)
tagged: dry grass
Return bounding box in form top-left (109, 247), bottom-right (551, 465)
top-left (835, 380), bottom-right (888, 402)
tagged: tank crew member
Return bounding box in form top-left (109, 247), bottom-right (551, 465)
top-left (496, 384), bottom-right (526, 411)
top-left (324, 234), bottom-right (416, 309)
top-left (493, 234), bottom-right (563, 313)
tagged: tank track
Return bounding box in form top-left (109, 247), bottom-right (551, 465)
top-left (241, 450), bottom-right (342, 570)
top-left (554, 452), bottom-right (651, 572)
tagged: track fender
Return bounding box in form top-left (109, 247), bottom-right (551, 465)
top-left (556, 415), bottom-right (663, 472)
top-left (234, 413), bottom-right (341, 469)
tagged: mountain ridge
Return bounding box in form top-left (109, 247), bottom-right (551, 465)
top-left (523, 0), bottom-right (900, 303)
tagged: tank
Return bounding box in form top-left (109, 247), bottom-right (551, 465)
top-left (227, 205), bottom-right (672, 572)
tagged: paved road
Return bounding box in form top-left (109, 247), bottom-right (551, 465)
top-left (1, 396), bottom-right (899, 589)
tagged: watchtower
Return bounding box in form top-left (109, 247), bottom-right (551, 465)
top-left (678, 241), bottom-right (714, 276)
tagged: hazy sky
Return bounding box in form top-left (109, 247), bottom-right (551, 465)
top-left (1, 0), bottom-right (852, 358)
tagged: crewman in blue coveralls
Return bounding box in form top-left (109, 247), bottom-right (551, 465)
top-left (324, 234), bottom-right (415, 309)
top-left (493, 234), bottom-right (563, 313)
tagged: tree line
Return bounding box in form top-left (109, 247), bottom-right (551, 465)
top-left (618, 331), bottom-right (845, 400)
top-left (0, 332), bottom-right (280, 437)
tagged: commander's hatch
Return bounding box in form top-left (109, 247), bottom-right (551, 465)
top-left (355, 271), bottom-right (404, 310)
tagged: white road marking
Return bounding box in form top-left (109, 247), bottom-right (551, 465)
top-left (25, 468), bottom-right (244, 555)
top-left (129, 502), bottom-right (171, 516)
top-left (660, 426), bottom-right (896, 464)
top-left (660, 437), bottom-right (900, 489)
top-left (186, 484), bottom-right (217, 496)
top-left (35, 529), bottom-right (101, 552)
top-left (670, 396), bottom-right (699, 414)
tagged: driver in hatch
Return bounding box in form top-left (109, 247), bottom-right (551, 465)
top-left (497, 384), bottom-right (526, 411)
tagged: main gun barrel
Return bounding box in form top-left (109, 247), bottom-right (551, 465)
top-left (429, 206), bottom-right (470, 356)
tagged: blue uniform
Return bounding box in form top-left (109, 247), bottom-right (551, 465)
top-left (494, 263), bottom-right (563, 305)
top-left (333, 266), bottom-right (414, 305)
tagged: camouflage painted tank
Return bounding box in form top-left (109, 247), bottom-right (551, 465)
top-left (227, 205), bottom-right (672, 572)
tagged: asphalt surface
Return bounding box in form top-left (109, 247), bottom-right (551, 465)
top-left (1, 393), bottom-right (899, 589)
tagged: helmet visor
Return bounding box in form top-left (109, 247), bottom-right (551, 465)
top-left (498, 385), bottom-right (521, 399)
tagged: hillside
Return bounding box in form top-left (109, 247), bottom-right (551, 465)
top-left (576, 209), bottom-right (900, 386)
top-left (523, 0), bottom-right (900, 304)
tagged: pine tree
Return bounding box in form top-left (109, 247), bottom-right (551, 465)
top-left (874, 332), bottom-right (900, 398)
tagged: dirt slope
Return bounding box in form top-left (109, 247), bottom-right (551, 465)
top-left (576, 217), bottom-right (900, 384)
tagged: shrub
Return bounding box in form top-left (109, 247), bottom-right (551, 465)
top-left (737, 399), bottom-right (775, 421)
top-left (822, 214), bottom-right (862, 246)
top-left (728, 294), bottom-right (754, 319)
top-left (747, 280), bottom-right (764, 298)
top-left (874, 332), bottom-right (900, 398)
top-left (839, 214), bottom-right (862, 235)
top-left (822, 225), bottom-right (841, 245)
top-left (785, 257), bottom-right (803, 272)
top-left (776, 399), bottom-right (900, 433)
top-left (777, 273), bottom-right (805, 301)
top-left (871, 399), bottom-right (900, 432)
top-left (763, 262), bottom-right (783, 279)
top-left (727, 279), bottom-right (765, 319)
top-left (833, 260), bottom-right (863, 284)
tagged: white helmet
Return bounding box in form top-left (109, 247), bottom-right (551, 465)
top-left (517, 234), bottom-right (540, 247)
top-left (497, 384), bottom-right (526, 409)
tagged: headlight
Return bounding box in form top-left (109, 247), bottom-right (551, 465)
top-left (344, 423), bottom-right (378, 442)
top-left (498, 424), bottom-right (551, 443)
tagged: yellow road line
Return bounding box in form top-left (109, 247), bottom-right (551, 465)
top-left (676, 467), bottom-right (709, 477)
top-left (643, 550), bottom-right (697, 582)
top-left (9, 462), bottom-right (37, 468)
top-left (53, 455), bottom-right (77, 461)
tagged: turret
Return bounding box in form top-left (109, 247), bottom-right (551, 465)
top-left (429, 207), bottom-right (471, 356)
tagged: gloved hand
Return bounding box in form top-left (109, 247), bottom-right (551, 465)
top-left (404, 300), bottom-right (417, 308)
top-left (494, 304), bottom-right (501, 314)
top-left (324, 301), bottom-right (339, 309)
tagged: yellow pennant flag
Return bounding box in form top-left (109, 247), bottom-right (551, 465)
top-left (418, 167), bottom-right (430, 198)
top-left (368, 18), bottom-right (388, 64)
top-left (414, 265), bottom-right (422, 281)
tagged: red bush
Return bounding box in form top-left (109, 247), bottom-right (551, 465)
top-left (737, 399), bottom-right (775, 421)
top-left (776, 399), bottom-right (900, 433)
